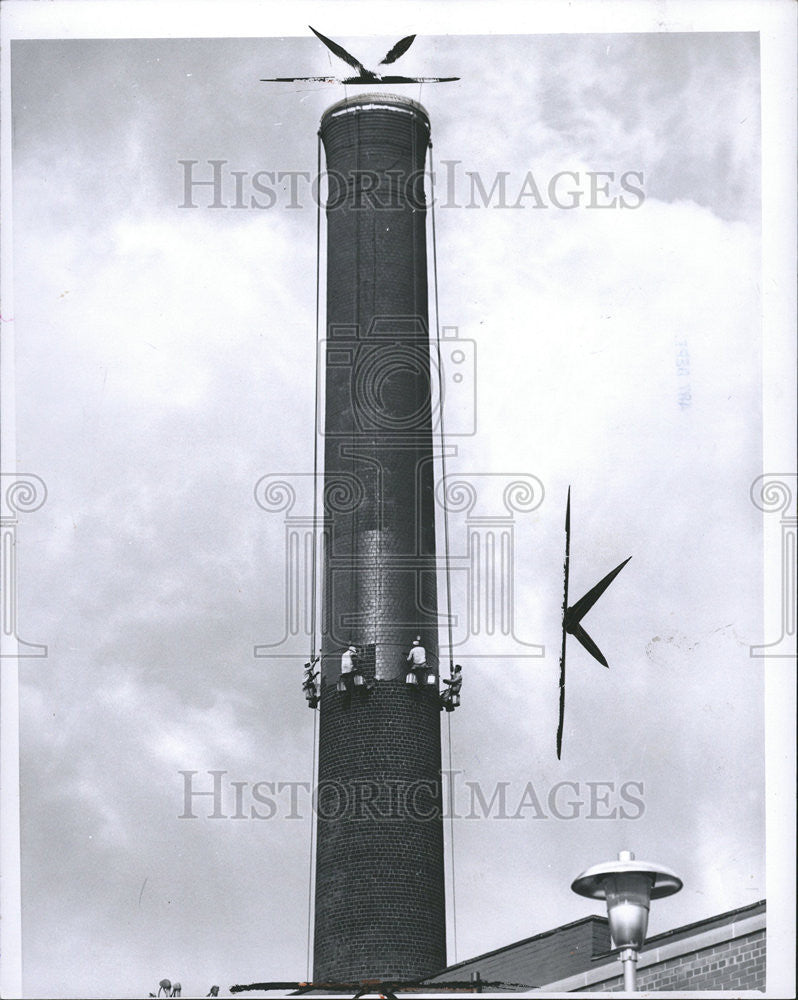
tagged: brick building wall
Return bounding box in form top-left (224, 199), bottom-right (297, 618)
top-left (422, 917), bottom-right (611, 991)
top-left (579, 927), bottom-right (766, 992)
top-left (313, 95), bottom-right (447, 983)
top-left (533, 900), bottom-right (766, 994)
top-left (418, 900), bottom-right (766, 993)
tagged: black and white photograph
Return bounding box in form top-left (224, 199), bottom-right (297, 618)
top-left (1, 1), bottom-right (795, 997)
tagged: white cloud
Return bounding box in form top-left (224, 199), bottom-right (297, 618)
top-left (9, 29), bottom-right (766, 998)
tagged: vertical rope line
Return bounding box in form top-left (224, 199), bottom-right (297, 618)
top-left (416, 115), bottom-right (422, 446)
top-left (311, 132), bottom-right (322, 662)
top-left (306, 703), bottom-right (319, 979)
top-left (446, 710), bottom-right (458, 964)
top-left (430, 137), bottom-right (458, 965)
top-left (428, 141), bottom-right (455, 676)
top-left (305, 131), bottom-right (323, 983)
top-left (411, 113), bottom-right (426, 626)
top-left (371, 125), bottom-right (379, 654)
top-left (351, 104), bottom-right (360, 643)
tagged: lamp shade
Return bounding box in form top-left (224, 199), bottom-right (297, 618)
top-left (571, 851), bottom-right (683, 950)
top-left (603, 870), bottom-right (655, 948)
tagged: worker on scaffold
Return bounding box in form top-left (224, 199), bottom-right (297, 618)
top-left (440, 663), bottom-right (463, 712)
top-left (302, 656), bottom-right (319, 708)
top-left (405, 636), bottom-right (430, 687)
top-left (337, 642), bottom-right (373, 694)
top-left (338, 643), bottom-right (357, 693)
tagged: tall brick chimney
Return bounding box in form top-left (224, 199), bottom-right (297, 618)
top-left (313, 94), bottom-right (447, 982)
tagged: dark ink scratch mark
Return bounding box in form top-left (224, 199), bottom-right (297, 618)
top-left (260, 26), bottom-right (458, 84)
top-left (557, 487), bottom-right (631, 759)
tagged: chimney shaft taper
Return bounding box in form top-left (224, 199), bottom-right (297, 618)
top-left (313, 94), bottom-right (447, 982)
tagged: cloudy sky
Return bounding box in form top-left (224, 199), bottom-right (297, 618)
top-left (2, 2), bottom-right (794, 998)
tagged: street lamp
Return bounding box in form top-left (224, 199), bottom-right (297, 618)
top-left (571, 850), bottom-right (682, 992)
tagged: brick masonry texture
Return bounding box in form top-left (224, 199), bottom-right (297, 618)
top-left (577, 929), bottom-right (766, 992)
top-left (424, 917), bottom-right (612, 990)
top-left (313, 96), bottom-right (447, 983)
top-left (421, 902), bottom-right (766, 993)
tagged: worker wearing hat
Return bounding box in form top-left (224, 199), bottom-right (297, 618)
top-left (407, 636), bottom-right (427, 666)
top-left (440, 663), bottom-right (463, 712)
top-left (406, 635), bottom-right (429, 687)
top-left (338, 643), bottom-right (359, 694)
top-left (341, 644), bottom-right (358, 675)
top-left (302, 657), bottom-right (320, 708)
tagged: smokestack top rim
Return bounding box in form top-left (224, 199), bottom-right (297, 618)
top-left (320, 92), bottom-right (430, 131)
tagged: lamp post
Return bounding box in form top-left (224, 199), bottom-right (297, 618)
top-left (571, 850), bottom-right (682, 992)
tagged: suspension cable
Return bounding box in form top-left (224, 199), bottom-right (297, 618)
top-left (429, 137), bottom-right (459, 965)
top-left (446, 710), bottom-right (459, 964)
top-left (428, 141), bottom-right (455, 677)
top-left (351, 105), bottom-right (361, 643)
top-left (305, 131), bottom-right (324, 982)
top-left (310, 131), bottom-right (322, 662)
top-left (305, 704), bottom-right (319, 978)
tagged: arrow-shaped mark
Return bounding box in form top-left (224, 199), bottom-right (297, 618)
top-left (556, 487), bottom-right (630, 759)
top-left (565, 555), bottom-right (632, 667)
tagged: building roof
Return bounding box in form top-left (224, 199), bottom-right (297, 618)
top-left (535, 899), bottom-right (766, 994)
top-left (420, 899), bottom-right (766, 993)
top-left (421, 916), bottom-right (611, 991)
